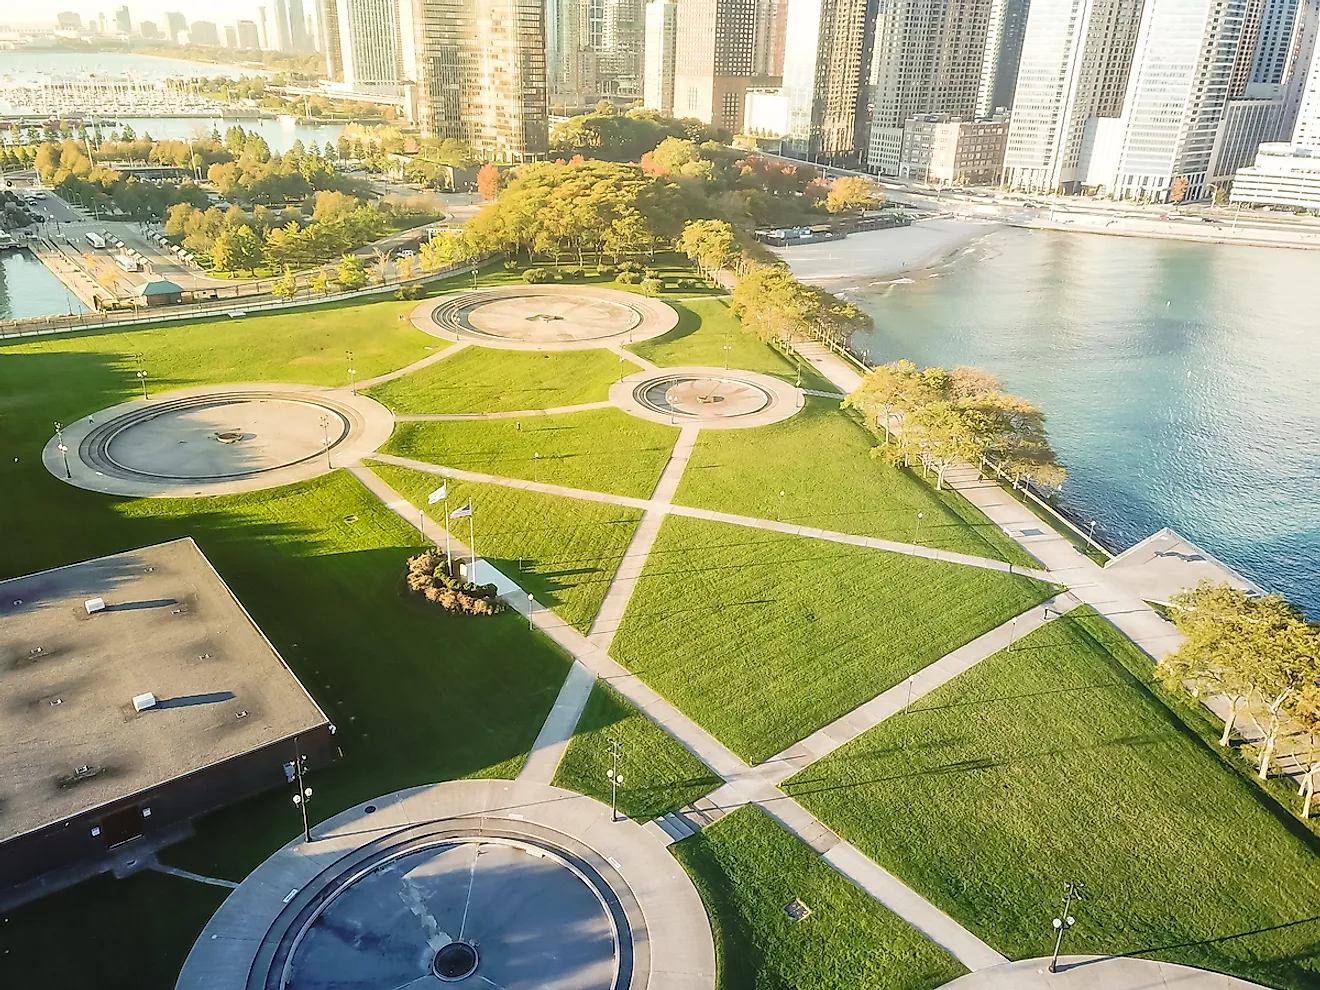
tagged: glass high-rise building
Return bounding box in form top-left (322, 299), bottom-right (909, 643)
top-left (411, 0), bottom-right (549, 160)
top-left (643, 0), bottom-right (678, 113)
top-left (776, 0), bottom-right (875, 160)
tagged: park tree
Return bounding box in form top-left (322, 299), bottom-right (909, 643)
top-left (370, 248), bottom-right (392, 283)
top-left (309, 270), bottom-right (331, 295)
top-left (212, 224), bottom-right (264, 272)
top-left (396, 254), bottom-right (417, 281)
top-left (337, 253), bottom-right (367, 290)
top-left (898, 401), bottom-right (983, 488)
top-left (1170, 176), bottom-right (1189, 204)
top-left (825, 175), bottom-right (884, 214)
top-left (845, 360), bottom-right (929, 443)
top-left (270, 268), bottom-right (298, 300)
top-left (477, 163), bottom-right (501, 201)
top-left (679, 219), bottom-right (737, 272)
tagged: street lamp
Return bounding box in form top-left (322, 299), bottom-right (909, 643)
top-left (1086, 520), bottom-right (1098, 552)
top-left (618, 354), bottom-right (625, 381)
top-left (606, 738), bottom-right (624, 822)
top-left (54, 422), bottom-right (70, 478)
top-left (1049, 881), bottom-right (1084, 973)
top-left (528, 593), bottom-right (535, 630)
top-left (320, 415), bottom-right (332, 469)
top-left (292, 744), bottom-right (314, 843)
top-left (723, 344), bottom-right (732, 369)
top-left (534, 451), bottom-right (540, 482)
top-left (913, 511), bottom-right (924, 544)
top-left (347, 349), bottom-right (356, 391)
top-left (777, 489), bottom-right (785, 521)
top-left (134, 353), bottom-right (148, 400)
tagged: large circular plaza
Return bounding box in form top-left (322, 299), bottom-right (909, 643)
top-left (412, 284), bottom-right (680, 349)
top-left (176, 781), bottom-right (714, 990)
top-left (42, 385), bottom-right (394, 498)
top-left (611, 366), bottom-right (805, 429)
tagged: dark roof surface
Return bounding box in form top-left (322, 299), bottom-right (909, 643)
top-left (0, 538), bottom-right (327, 844)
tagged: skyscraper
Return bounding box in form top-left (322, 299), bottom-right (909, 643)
top-left (546, 0), bottom-right (646, 106)
top-left (237, 19), bottom-right (261, 47)
top-left (978, 0), bottom-right (1032, 114)
top-left (1251, 0), bottom-right (1302, 83)
top-left (1107, 0), bottom-right (1253, 200)
top-left (1279, 0), bottom-right (1320, 134)
top-left (225, 24), bottom-right (239, 46)
top-left (114, 6), bottom-right (132, 34)
top-left (274, 0), bottom-right (293, 49)
top-left (318, 0), bottom-right (345, 76)
top-left (1002, 0), bottom-right (1144, 192)
top-left (411, 0), bottom-right (549, 160)
top-left (258, 6), bottom-right (270, 47)
top-left (164, 11), bottom-right (187, 41)
top-left (337, 0), bottom-right (403, 86)
top-left (674, 0), bottom-right (780, 135)
top-left (289, 0), bottom-right (312, 49)
top-left (643, 0), bottom-right (678, 113)
top-left (863, 0), bottom-right (1001, 173)
top-left (1294, 18), bottom-right (1320, 142)
top-left (189, 20), bottom-right (221, 44)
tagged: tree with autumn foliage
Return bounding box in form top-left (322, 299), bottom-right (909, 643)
top-left (476, 163), bottom-right (501, 201)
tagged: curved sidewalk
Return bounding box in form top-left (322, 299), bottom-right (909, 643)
top-left (940, 955), bottom-right (1271, 989)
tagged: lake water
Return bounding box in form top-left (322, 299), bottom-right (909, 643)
top-left (0, 249), bottom-right (89, 319)
top-left (852, 226), bottom-right (1320, 615)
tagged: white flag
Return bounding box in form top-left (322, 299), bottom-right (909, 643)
top-left (427, 485), bottom-right (447, 504)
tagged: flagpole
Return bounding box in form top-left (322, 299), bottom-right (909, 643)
top-left (469, 507), bottom-right (477, 584)
top-left (444, 494), bottom-right (452, 570)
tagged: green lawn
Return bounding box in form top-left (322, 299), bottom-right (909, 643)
top-left (783, 607), bottom-right (1320, 989)
top-left (380, 407), bottom-right (680, 499)
top-left (366, 347), bottom-right (642, 414)
top-left (369, 462), bottom-right (643, 633)
top-left (0, 318), bottom-right (573, 986)
top-left (609, 516), bottom-right (1055, 764)
top-left (671, 806), bottom-right (966, 990)
top-left (552, 682), bottom-right (723, 821)
top-left (674, 397), bottom-right (1038, 566)
top-left (0, 871), bottom-right (230, 990)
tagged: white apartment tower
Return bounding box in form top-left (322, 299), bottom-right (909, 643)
top-left (1002, 0), bottom-right (1144, 192)
top-left (337, 0), bottom-right (403, 86)
top-left (643, 0), bottom-right (678, 113)
top-left (1107, 0), bottom-right (1254, 200)
top-left (1294, 16), bottom-right (1320, 142)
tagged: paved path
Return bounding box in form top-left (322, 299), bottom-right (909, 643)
top-left (148, 861), bottom-right (240, 890)
top-left (587, 426), bottom-right (699, 650)
top-left (349, 459), bottom-right (1019, 972)
top-left (760, 593), bottom-right (1077, 784)
top-left (396, 400), bottom-right (614, 421)
top-left (366, 453), bottom-right (1052, 581)
top-left (940, 956), bottom-right (1270, 989)
top-left (518, 661), bottom-right (597, 783)
top-left (350, 340), bottom-right (468, 391)
top-left (612, 343), bottom-right (658, 370)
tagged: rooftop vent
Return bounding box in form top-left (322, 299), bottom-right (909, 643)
top-left (132, 692), bottom-right (157, 712)
top-left (85, 597), bottom-right (106, 614)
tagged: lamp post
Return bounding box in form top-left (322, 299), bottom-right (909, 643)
top-left (777, 489), bottom-right (785, 521)
top-left (347, 349), bottom-right (356, 391)
top-left (54, 422), bottom-right (70, 478)
top-left (135, 353), bottom-right (148, 400)
top-left (534, 451), bottom-right (540, 483)
top-left (528, 593), bottom-right (535, 630)
top-left (913, 511), bottom-right (924, 544)
top-left (292, 743), bottom-right (313, 843)
top-left (1049, 881), bottom-right (1084, 973)
top-left (320, 415), bottom-right (332, 469)
top-left (723, 344), bottom-right (732, 370)
top-left (606, 738), bottom-right (624, 822)
top-left (618, 354), bottom-right (625, 381)
top-left (1086, 520), bottom-right (1098, 553)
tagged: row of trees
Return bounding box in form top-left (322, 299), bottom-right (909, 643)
top-left (462, 159), bottom-right (691, 264)
top-left (550, 103), bottom-right (727, 162)
top-left (1161, 583), bottom-right (1320, 810)
top-left (164, 189), bottom-right (390, 271)
top-left (845, 360), bottom-right (1065, 489)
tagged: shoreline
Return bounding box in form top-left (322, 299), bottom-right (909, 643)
top-left (772, 218), bottom-right (999, 289)
top-left (1009, 214), bottom-right (1320, 251)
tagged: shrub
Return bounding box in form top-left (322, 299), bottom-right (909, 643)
top-left (522, 267), bottom-right (552, 283)
top-left (597, 265), bottom-right (616, 278)
top-left (395, 284), bottom-right (423, 300)
top-left (503, 260), bottom-right (519, 271)
top-left (552, 271), bottom-right (565, 281)
top-left (618, 261), bottom-right (643, 275)
top-left (405, 553), bottom-right (506, 616)
top-left (561, 266), bottom-right (583, 280)
top-left (641, 277), bottom-right (664, 295)
top-left (616, 270), bottom-right (643, 284)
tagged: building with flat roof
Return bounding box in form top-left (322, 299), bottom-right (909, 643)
top-left (899, 112), bottom-right (1010, 185)
top-left (643, 0), bottom-right (677, 115)
top-left (0, 539), bottom-right (332, 892)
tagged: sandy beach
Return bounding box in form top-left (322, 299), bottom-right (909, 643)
top-left (772, 218), bottom-right (1000, 287)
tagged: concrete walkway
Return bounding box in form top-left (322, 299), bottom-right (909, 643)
top-left (396, 400), bottom-right (614, 421)
top-left (348, 459), bottom-right (1017, 972)
top-left (517, 661), bottom-right (597, 783)
top-left (759, 593), bottom-right (1077, 784)
top-left (350, 340), bottom-right (468, 391)
top-left (940, 955), bottom-right (1271, 989)
top-left (366, 452), bottom-right (1052, 581)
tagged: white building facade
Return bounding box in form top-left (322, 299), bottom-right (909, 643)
top-left (642, 0), bottom-right (677, 113)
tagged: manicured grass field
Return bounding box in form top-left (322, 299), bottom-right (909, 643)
top-left (674, 397), bottom-right (1038, 566)
top-left (381, 407), bottom-right (680, 499)
top-left (1, 871), bottom-right (229, 990)
top-left (671, 806), bottom-right (966, 990)
top-left (0, 321), bottom-right (572, 985)
top-left (370, 462), bottom-right (642, 632)
top-left (783, 607), bottom-right (1320, 989)
top-left (552, 682), bottom-right (723, 821)
top-left (365, 347), bottom-right (642, 414)
top-left (609, 516), bottom-right (1055, 764)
